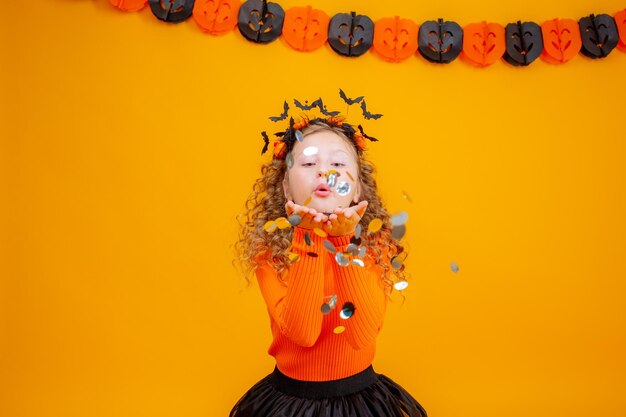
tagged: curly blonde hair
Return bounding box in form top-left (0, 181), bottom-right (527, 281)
top-left (233, 122), bottom-right (408, 290)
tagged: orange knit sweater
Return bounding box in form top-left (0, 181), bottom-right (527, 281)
top-left (256, 226), bottom-right (389, 381)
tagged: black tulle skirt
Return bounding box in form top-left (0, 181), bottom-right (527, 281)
top-left (229, 365), bottom-right (428, 417)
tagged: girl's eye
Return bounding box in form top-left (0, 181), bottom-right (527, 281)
top-left (332, 163), bottom-right (346, 167)
top-left (302, 162), bottom-right (316, 167)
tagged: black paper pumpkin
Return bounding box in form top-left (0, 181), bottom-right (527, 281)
top-left (418, 18), bottom-right (463, 63)
top-left (503, 21), bottom-right (543, 66)
top-left (148, 0), bottom-right (194, 23)
top-left (237, 0), bottom-right (284, 43)
top-left (328, 12), bottom-right (374, 57)
top-left (578, 14), bottom-right (619, 58)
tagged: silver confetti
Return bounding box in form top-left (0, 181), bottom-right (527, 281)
top-left (351, 259), bottom-right (365, 267)
top-left (286, 152), bottom-right (294, 169)
top-left (346, 243), bottom-right (359, 256)
top-left (336, 181), bottom-right (351, 196)
top-left (323, 240), bottom-right (336, 253)
top-left (451, 261), bottom-right (459, 273)
top-left (340, 302), bottom-right (355, 319)
top-left (358, 246), bottom-right (367, 258)
top-left (390, 211), bottom-right (409, 226)
top-left (295, 130), bottom-right (304, 142)
top-left (394, 281), bottom-right (409, 291)
top-left (355, 224), bottom-right (362, 239)
top-left (335, 252), bottom-right (350, 267)
top-left (303, 146), bottom-right (318, 156)
top-left (328, 294), bottom-right (337, 308)
top-left (391, 224), bottom-right (406, 240)
top-left (327, 173), bottom-right (338, 188)
top-left (288, 214), bottom-right (301, 226)
top-left (321, 303), bottom-right (332, 314)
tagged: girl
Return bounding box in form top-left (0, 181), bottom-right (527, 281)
top-left (231, 112), bottom-right (427, 417)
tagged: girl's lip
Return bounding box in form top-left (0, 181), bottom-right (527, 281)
top-left (314, 189), bottom-right (331, 197)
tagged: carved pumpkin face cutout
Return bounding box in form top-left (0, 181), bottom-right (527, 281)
top-left (503, 21), bottom-right (543, 66)
top-left (148, 0), bottom-right (195, 23)
top-left (615, 9), bottom-right (626, 51)
top-left (282, 6), bottom-right (330, 51)
top-left (237, 0), bottom-right (284, 43)
top-left (328, 12), bottom-right (374, 57)
top-left (193, 0), bottom-right (241, 35)
top-left (109, 0), bottom-right (147, 12)
top-left (462, 22), bottom-right (506, 67)
top-left (578, 14), bottom-right (619, 58)
top-left (372, 16), bottom-right (418, 62)
top-left (418, 18), bottom-right (463, 64)
top-left (541, 19), bottom-right (582, 64)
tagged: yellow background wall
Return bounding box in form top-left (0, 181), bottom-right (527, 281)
top-left (2, 0), bottom-right (625, 416)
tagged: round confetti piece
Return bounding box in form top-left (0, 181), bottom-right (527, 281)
top-left (288, 252), bottom-right (300, 263)
top-left (286, 153), bottom-right (294, 169)
top-left (303, 146), bottom-right (318, 156)
top-left (323, 240), bottom-right (336, 253)
top-left (336, 181), bottom-right (351, 196)
top-left (346, 243), bottom-right (359, 256)
top-left (313, 228), bottom-right (327, 238)
top-left (367, 218), bottom-right (383, 233)
top-left (391, 224), bottom-right (406, 240)
top-left (321, 303), bottom-right (331, 314)
top-left (335, 252), bottom-right (349, 267)
top-left (351, 259), bottom-right (365, 267)
top-left (451, 261), bottom-right (459, 273)
top-left (327, 294), bottom-right (337, 308)
top-left (304, 232), bottom-right (312, 246)
top-left (306, 251), bottom-right (319, 258)
top-left (391, 260), bottom-right (402, 270)
top-left (355, 224), bottom-right (362, 239)
top-left (303, 196), bottom-right (312, 206)
top-left (391, 211), bottom-right (409, 226)
top-left (264, 221), bottom-right (278, 233)
top-left (276, 217), bottom-right (291, 229)
top-left (340, 302), bottom-right (355, 319)
top-left (327, 173), bottom-right (338, 188)
top-left (394, 281), bottom-right (409, 291)
top-left (402, 190), bottom-right (413, 203)
top-left (358, 246), bottom-right (367, 258)
top-left (288, 214), bottom-right (302, 226)
top-left (333, 326), bottom-right (346, 334)
top-left (295, 130), bottom-right (304, 142)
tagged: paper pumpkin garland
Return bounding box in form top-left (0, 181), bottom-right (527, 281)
top-left (282, 6), bottom-right (329, 51)
top-left (540, 19), bottom-right (582, 64)
top-left (108, 1), bottom-right (626, 66)
top-left (417, 19), bottom-right (463, 64)
top-left (193, 0), bottom-right (241, 35)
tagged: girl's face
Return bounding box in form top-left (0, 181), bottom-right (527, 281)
top-left (283, 128), bottom-right (361, 214)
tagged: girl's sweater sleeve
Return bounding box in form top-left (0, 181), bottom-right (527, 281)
top-left (328, 232), bottom-right (388, 350)
top-left (255, 227), bottom-right (326, 347)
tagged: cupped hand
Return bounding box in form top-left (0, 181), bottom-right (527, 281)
top-left (285, 200), bottom-right (329, 230)
top-left (322, 200), bottom-right (368, 236)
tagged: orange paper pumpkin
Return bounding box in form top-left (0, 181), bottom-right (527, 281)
top-left (282, 6), bottom-right (330, 52)
top-left (108, 0), bottom-right (147, 12)
top-left (615, 9), bottom-right (626, 52)
top-left (462, 21), bottom-right (505, 67)
top-left (193, 0), bottom-right (241, 35)
top-left (540, 18), bottom-right (582, 64)
top-left (372, 16), bottom-right (419, 62)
